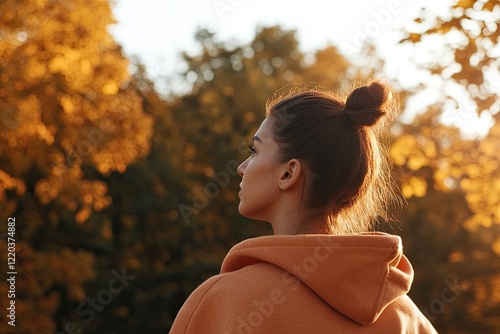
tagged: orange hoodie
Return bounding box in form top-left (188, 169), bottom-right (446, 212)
top-left (170, 232), bottom-right (438, 333)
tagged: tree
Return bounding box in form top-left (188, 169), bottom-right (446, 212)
top-left (388, 108), bottom-right (500, 332)
top-left (394, 1), bottom-right (500, 331)
top-left (400, 0), bottom-right (499, 115)
top-left (0, 0), bottom-right (152, 332)
top-left (398, 0), bottom-right (500, 266)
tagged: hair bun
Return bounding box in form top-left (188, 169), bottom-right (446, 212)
top-left (344, 81), bottom-right (390, 127)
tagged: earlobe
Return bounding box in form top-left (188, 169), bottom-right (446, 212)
top-left (278, 159), bottom-right (302, 191)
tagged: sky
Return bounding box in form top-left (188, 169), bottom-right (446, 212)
top-left (107, 0), bottom-right (494, 138)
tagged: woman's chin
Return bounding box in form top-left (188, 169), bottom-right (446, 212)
top-left (238, 202), bottom-right (252, 218)
top-left (237, 202), bottom-right (246, 216)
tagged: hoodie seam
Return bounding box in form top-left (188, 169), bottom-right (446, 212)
top-left (368, 247), bottom-right (399, 324)
top-left (183, 274), bottom-right (230, 333)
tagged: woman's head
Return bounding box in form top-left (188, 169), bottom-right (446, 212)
top-left (237, 81), bottom-right (398, 234)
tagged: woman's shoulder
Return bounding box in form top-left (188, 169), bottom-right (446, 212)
top-left (206, 262), bottom-right (286, 297)
top-left (169, 263), bottom-right (287, 334)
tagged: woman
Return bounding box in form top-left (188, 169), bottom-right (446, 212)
top-left (170, 81), bottom-right (437, 333)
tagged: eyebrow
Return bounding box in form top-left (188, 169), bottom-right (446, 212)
top-left (252, 136), bottom-right (263, 144)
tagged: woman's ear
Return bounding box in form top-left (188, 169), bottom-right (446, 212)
top-left (278, 159), bottom-right (302, 191)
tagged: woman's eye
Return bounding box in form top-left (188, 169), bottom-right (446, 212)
top-left (248, 144), bottom-right (256, 154)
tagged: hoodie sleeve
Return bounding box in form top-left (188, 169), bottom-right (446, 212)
top-left (169, 274), bottom-right (229, 334)
top-left (169, 264), bottom-right (290, 334)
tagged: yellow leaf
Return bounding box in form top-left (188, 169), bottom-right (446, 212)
top-left (83, 193), bottom-right (93, 204)
top-left (60, 95), bottom-right (75, 113)
top-left (390, 134), bottom-right (417, 166)
top-left (102, 221), bottom-right (113, 240)
top-left (464, 213), bottom-right (492, 231)
top-left (410, 176), bottom-right (427, 197)
top-left (421, 139), bottom-right (437, 159)
top-left (451, 151), bottom-right (463, 163)
top-left (80, 59), bottom-right (92, 75)
top-left (401, 175), bottom-right (428, 198)
top-left (102, 81), bottom-right (119, 95)
top-left (492, 239), bottom-right (500, 256)
top-left (75, 206), bottom-right (91, 224)
top-left (464, 164), bottom-right (482, 178)
top-left (408, 152), bottom-right (427, 171)
top-left (402, 183), bottom-right (413, 198)
top-left (448, 251), bottom-right (464, 263)
top-left (48, 55), bottom-right (66, 73)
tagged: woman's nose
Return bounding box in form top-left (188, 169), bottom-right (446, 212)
top-left (237, 158), bottom-right (248, 177)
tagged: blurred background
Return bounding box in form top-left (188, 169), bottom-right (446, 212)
top-left (0, 0), bottom-right (499, 333)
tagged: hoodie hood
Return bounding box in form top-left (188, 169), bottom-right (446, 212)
top-left (220, 232), bottom-right (413, 326)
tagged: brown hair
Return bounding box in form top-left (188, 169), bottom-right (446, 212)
top-left (266, 81), bottom-right (399, 234)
